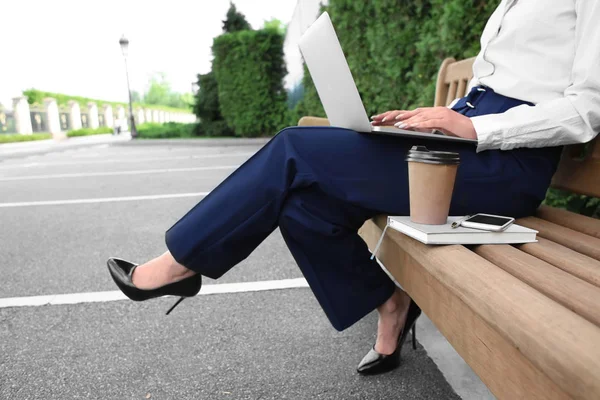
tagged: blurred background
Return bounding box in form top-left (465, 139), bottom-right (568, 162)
top-left (0, 0), bottom-right (597, 214)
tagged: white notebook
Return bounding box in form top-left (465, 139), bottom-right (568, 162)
top-left (386, 216), bottom-right (538, 245)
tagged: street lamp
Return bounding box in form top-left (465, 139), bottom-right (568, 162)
top-left (119, 35), bottom-right (137, 138)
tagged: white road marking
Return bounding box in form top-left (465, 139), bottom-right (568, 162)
top-left (0, 165), bottom-right (239, 181)
top-left (67, 147), bottom-right (221, 159)
top-left (0, 152), bottom-right (254, 170)
top-left (0, 192), bottom-right (209, 208)
top-left (0, 278), bottom-right (309, 309)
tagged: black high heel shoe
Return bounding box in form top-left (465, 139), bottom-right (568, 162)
top-left (107, 257), bottom-right (202, 315)
top-left (357, 300), bottom-right (422, 375)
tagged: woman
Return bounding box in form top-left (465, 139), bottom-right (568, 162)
top-left (108, 0), bottom-right (599, 376)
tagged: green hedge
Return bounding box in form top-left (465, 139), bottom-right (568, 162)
top-left (544, 188), bottom-right (600, 218)
top-left (212, 27), bottom-right (288, 137)
top-left (67, 127), bottom-right (113, 137)
top-left (296, 0), bottom-right (598, 217)
top-left (193, 72), bottom-right (234, 137)
top-left (23, 89), bottom-right (190, 113)
top-left (137, 122), bottom-right (198, 139)
top-left (297, 0), bottom-right (498, 117)
top-left (0, 133), bottom-right (52, 144)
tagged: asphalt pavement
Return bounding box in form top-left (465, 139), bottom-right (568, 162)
top-left (0, 141), bottom-right (469, 399)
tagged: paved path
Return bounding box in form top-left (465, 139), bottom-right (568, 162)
top-left (0, 142), bottom-right (491, 399)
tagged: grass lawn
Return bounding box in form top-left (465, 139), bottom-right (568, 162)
top-left (66, 127), bottom-right (113, 137)
top-left (0, 133), bottom-right (52, 144)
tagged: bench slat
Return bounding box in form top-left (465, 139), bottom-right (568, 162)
top-left (518, 237), bottom-right (600, 288)
top-left (362, 216), bottom-right (600, 400)
top-left (473, 244), bottom-right (600, 327)
top-left (360, 220), bottom-right (570, 400)
top-left (537, 205), bottom-right (600, 239)
top-left (435, 57), bottom-right (475, 107)
top-left (517, 217), bottom-right (600, 261)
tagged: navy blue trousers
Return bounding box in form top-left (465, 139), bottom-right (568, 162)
top-left (165, 87), bottom-right (562, 331)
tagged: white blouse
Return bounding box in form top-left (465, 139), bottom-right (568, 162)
top-left (467, 0), bottom-right (600, 152)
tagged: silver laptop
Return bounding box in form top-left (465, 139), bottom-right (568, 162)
top-left (298, 12), bottom-right (477, 145)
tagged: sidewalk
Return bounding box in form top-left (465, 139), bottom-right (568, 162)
top-left (0, 135), bottom-right (272, 160)
top-left (0, 133), bottom-right (132, 160)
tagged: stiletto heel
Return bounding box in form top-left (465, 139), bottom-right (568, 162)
top-left (357, 300), bottom-right (422, 375)
top-left (166, 297), bottom-right (186, 315)
top-left (107, 258), bottom-right (202, 315)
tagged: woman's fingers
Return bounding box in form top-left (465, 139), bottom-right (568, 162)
top-left (371, 109), bottom-right (418, 126)
top-left (371, 111), bottom-right (400, 126)
top-left (393, 108), bottom-right (421, 121)
top-left (371, 110), bottom-right (396, 121)
top-left (402, 117), bottom-right (446, 130)
top-left (371, 106), bottom-right (476, 139)
top-left (393, 107), bottom-right (477, 139)
top-left (396, 109), bottom-right (444, 127)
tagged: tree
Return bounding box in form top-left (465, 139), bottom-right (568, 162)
top-left (263, 18), bottom-right (286, 35)
top-left (130, 90), bottom-right (142, 103)
top-left (143, 72), bottom-right (171, 106)
top-left (222, 2), bottom-right (251, 33)
top-left (143, 72), bottom-right (191, 109)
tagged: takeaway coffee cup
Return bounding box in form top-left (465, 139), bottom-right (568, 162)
top-left (406, 146), bottom-right (460, 225)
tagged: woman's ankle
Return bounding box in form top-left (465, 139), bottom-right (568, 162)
top-left (374, 289), bottom-right (412, 354)
top-left (132, 252), bottom-right (195, 289)
top-left (379, 288), bottom-right (411, 315)
top-left (160, 251), bottom-right (195, 281)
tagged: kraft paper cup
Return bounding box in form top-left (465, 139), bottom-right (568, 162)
top-left (406, 146), bottom-right (460, 225)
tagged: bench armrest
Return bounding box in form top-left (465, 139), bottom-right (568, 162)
top-left (297, 116), bottom-right (330, 127)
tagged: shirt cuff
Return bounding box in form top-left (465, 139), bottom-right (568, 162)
top-left (470, 114), bottom-right (504, 152)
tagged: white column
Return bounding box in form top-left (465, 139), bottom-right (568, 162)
top-left (144, 109), bottom-right (152, 123)
top-left (103, 105), bottom-right (114, 128)
top-left (116, 105), bottom-right (125, 120)
top-left (159, 111), bottom-right (166, 123)
top-left (152, 109), bottom-right (159, 123)
top-left (68, 101), bottom-right (82, 130)
top-left (116, 105), bottom-right (126, 129)
top-left (88, 102), bottom-right (99, 129)
top-left (43, 98), bottom-right (61, 137)
top-left (136, 108), bottom-right (145, 124)
top-left (12, 96), bottom-right (33, 134)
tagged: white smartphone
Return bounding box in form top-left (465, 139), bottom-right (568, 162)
top-left (460, 213), bottom-right (515, 232)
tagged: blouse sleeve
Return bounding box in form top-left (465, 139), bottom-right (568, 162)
top-left (471, 0), bottom-right (600, 152)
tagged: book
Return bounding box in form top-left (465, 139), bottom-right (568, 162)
top-left (385, 216), bottom-right (538, 245)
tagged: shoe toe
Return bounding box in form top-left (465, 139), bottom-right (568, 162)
top-left (107, 258), bottom-right (138, 291)
top-left (357, 348), bottom-right (385, 374)
top-left (107, 257), bottom-right (136, 273)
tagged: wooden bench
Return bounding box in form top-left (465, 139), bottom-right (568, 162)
top-left (299, 57), bottom-right (600, 400)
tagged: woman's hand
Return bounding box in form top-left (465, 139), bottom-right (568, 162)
top-left (370, 107), bottom-right (477, 140)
